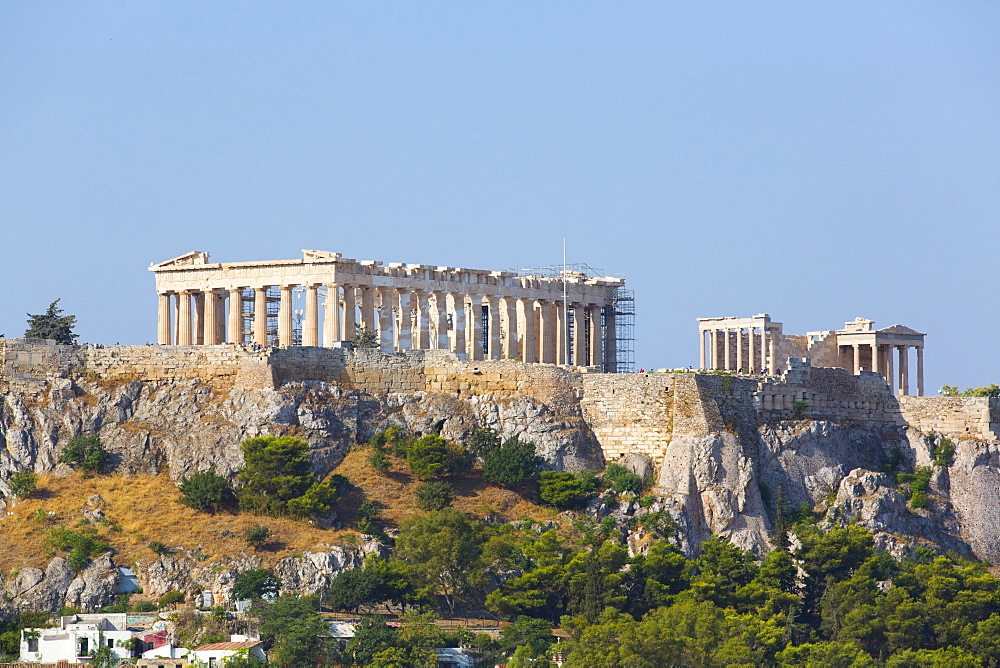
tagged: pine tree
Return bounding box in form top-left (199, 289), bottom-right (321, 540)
top-left (24, 299), bottom-right (77, 344)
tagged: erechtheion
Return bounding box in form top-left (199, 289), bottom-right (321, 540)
top-left (150, 250), bottom-right (625, 369)
top-left (697, 314), bottom-right (926, 396)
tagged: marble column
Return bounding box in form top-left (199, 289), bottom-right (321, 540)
top-left (203, 289), bottom-right (218, 345)
top-left (760, 329), bottom-right (767, 370)
top-left (886, 346), bottom-right (895, 394)
top-left (736, 328), bottom-right (744, 371)
top-left (278, 285), bottom-right (294, 347)
top-left (518, 298), bottom-right (537, 363)
top-left (468, 294), bottom-right (484, 361)
top-left (572, 305), bottom-right (585, 366)
top-left (916, 346), bottom-right (924, 396)
top-left (853, 344), bottom-right (861, 375)
top-left (396, 290), bottom-right (412, 350)
top-left (699, 328), bottom-right (706, 370)
top-left (303, 285), bottom-right (319, 347)
top-left (323, 284), bottom-right (340, 347)
top-left (449, 293), bottom-right (466, 355)
top-left (193, 293), bottom-right (205, 345)
top-left (589, 305), bottom-right (602, 367)
top-left (487, 296), bottom-right (502, 360)
top-left (724, 329), bottom-right (731, 370)
top-left (556, 303), bottom-right (569, 365)
top-left (748, 328), bottom-right (756, 372)
top-left (253, 287), bottom-right (269, 345)
top-left (341, 285), bottom-right (357, 342)
top-left (215, 292), bottom-right (226, 344)
top-left (898, 345), bottom-right (909, 396)
top-left (503, 297), bottom-right (519, 360)
top-left (360, 287), bottom-right (375, 333)
top-left (709, 330), bottom-right (718, 370)
top-left (538, 301), bottom-right (556, 364)
top-left (434, 291), bottom-right (450, 350)
top-left (414, 291), bottom-right (430, 349)
top-left (157, 293), bottom-right (172, 345)
top-left (871, 342), bottom-right (880, 376)
top-left (378, 288), bottom-right (394, 352)
top-left (178, 291), bottom-right (192, 345)
top-left (228, 287), bottom-right (243, 343)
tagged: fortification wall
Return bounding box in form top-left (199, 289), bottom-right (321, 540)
top-left (3, 341), bottom-right (998, 465)
top-left (579, 374), bottom-right (674, 461)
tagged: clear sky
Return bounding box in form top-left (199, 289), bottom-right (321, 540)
top-left (2, 2), bottom-right (997, 392)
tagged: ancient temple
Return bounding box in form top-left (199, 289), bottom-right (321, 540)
top-left (150, 250), bottom-right (625, 369)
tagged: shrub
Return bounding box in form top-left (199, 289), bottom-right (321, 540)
top-left (133, 601), bottom-right (157, 612)
top-left (244, 524), bottom-right (271, 549)
top-left (602, 463), bottom-right (644, 494)
top-left (48, 526), bottom-right (109, 571)
top-left (909, 466), bottom-right (933, 509)
top-left (933, 438), bottom-right (956, 467)
top-left (357, 500), bottom-right (381, 534)
top-left (9, 471), bottom-right (38, 498)
top-left (158, 590), bottom-right (185, 608)
top-left (415, 481), bottom-right (456, 511)
top-left (537, 471), bottom-right (598, 510)
top-left (148, 541), bottom-right (172, 555)
top-left (369, 451), bottom-right (390, 472)
top-left (59, 435), bottom-right (109, 475)
top-left (482, 436), bottom-right (539, 486)
top-left (178, 469), bottom-right (236, 513)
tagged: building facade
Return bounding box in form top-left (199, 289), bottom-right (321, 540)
top-left (697, 314), bottom-right (926, 396)
top-left (150, 250), bottom-right (624, 369)
top-left (20, 614), bottom-right (134, 664)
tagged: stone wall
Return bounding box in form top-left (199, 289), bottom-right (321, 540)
top-left (2, 341), bottom-right (998, 465)
top-left (579, 373), bottom-right (674, 461)
top-left (897, 396), bottom-right (1000, 441)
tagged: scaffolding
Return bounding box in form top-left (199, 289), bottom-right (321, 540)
top-left (607, 287), bottom-right (635, 373)
top-left (505, 263), bottom-right (634, 373)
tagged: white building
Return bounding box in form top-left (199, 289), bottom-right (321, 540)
top-left (20, 613), bottom-right (134, 664)
top-left (189, 641), bottom-right (266, 667)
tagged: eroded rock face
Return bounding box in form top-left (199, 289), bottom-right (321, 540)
top-left (0, 379), bottom-right (603, 491)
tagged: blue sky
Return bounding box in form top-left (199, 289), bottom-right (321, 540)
top-left (1, 2), bottom-right (997, 391)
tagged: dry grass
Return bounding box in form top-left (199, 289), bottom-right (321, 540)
top-left (1, 449), bottom-right (556, 576)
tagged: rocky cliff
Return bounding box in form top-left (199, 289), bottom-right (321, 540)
top-left (1, 342), bottom-right (998, 615)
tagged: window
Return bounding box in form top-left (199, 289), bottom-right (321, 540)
top-left (209, 658), bottom-right (216, 668)
top-left (79, 638), bottom-right (89, 656)
top-left (26, 637), bottom-right (38, 653)
top-left (108, 639), bottom-right (115, 648)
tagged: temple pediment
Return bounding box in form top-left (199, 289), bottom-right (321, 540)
top-left (878, 324), bottom-right (924, 335)
top-left (151, 251), bottom-right (210, 268)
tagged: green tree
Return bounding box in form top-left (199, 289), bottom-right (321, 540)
top-left (177, 469), bottom-right (235, 513)
top-left (482, 436), bottom-right (539, 486)
top-left (24, 299), bottom-right (77, 344)
top-left (941, 384), bottom-right (1000, 398)
top-left (158, 590), bottom-right (185, 608)
top-left (236, 436), bottom-right (342, 518)
top-left (9, 471), bottom-right (38, 498)
top-left (252, 595), bottom-right (333, 668)
top-left (59, 435), bottom-right (110, 475)
top-left (538, 471), bottom-right (598, 510)
top-left (231, 569), bottom-right (281, 601)
top-left (415, 481), bottom-right (456, 511)
top-left (406, 434), bottom-right (450, 480)
top-left (351, 325), bottom-right (380, 349)
top-left (346, 618), bottom-right (398, 667)
top-left (48, 526), bottom-right (109, 571)
top-left (394, 508), bottom-right (484, 614)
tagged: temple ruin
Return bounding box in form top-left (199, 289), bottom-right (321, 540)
top-left (150, 250), bottom-right (625, 369)
top-left (697, 314), bottom-right (926, 395)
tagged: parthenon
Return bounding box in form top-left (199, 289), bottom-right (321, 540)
top-left (698, 314), bottom-right (926, 395)
top-left (150, 250), bottom-right (625, 369)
